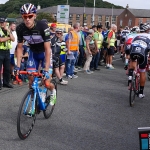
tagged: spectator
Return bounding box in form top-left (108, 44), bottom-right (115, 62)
top-left (83, 29), bottom-right (97, 74)
top-left (106, 24), bottom-right (117, 69)
top-left (90, 25), bottom-right (103, 71)
top-left (0, 17), bottom-right (15, 90)
top-left (77, 26), bottom-right (86, 70)
top-left (9, 22), bottom-right (17, 81)
top-left (50, 23), bottom-right (57, 39)
top-left (51, 28), bottom-right (68, 85)
top-left (66, 23), bottom-right (80, 79)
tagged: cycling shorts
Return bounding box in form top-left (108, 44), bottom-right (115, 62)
top-left (26, 50), bottom-right (53, 75)
top-left (10, 54), bottom-right (15, 66)
top-left (125, 45), bottom-right (131, 55)
top-left (53, 55), bottom-right (65, 68)
top-left (130, 46), bottom-right (148, 69)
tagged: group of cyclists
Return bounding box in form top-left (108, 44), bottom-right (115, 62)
top-left (117, 23), bottom-right (150, 98)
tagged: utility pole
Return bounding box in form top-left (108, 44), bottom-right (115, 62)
top-left (83, 0), bottom-right (86, 26)
top-left (92, 0), bottom-right (96, 25)
top-left (66, 0), bottom-right (68, 5)
top-left (111, 6), bottom-right (113, 25)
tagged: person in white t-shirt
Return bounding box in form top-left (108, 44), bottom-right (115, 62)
top-left (9, 22), bottom-right (17, 79)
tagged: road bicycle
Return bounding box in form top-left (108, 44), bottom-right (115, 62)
top-left (16, 71), bottom-right (57, 140)
top-left (129, 57), bottom-right (140, 107)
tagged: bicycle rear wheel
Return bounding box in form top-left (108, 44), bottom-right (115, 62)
top-left (43, 78), bottom-right (57, 119)
top-left (17, 89), bottom-right (37, 140)
top-left (129, 75), bottom-right (136, 107)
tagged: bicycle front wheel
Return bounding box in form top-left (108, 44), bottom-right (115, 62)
top-left (43, 78), bottom-right (57, 119)
top-left (17, 89), bottom-right (37, 140)
top-left (129, 76), bottom-right (136, 107)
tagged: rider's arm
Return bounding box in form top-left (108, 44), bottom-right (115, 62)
top-left (44, 41), bottom-right (51, 72)
top-left (17, 43), bottom-right (23, 68)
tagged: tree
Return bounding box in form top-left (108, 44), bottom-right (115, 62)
top-left (36, 12), bottom-right (55, 22)
top-left (7, 13), bottom-right (19, 18)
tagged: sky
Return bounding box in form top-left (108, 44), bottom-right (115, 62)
top-left (0, 0), bottom-right (150, 9)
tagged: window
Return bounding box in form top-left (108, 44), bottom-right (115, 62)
top-left (76, 14), bottom-right (80, 20)
top-left (147, 18), bottom-right (150, 23)
top-left (128, 19), bottom-right (132, 27)
top-left (120, 20), bottom-right (123, 27)
top-left (69, 22), bottom-right (72, 26)
top-left (112, 16), bottom-right (116, 24)
top-left (98, 15), bottom-right (102, 22)
top-left (138, 18), bottom-right (143, 25)
top-left (105, 16), bottom-right (110, 21)
top-left (69, 14), bottom-right (73, 20)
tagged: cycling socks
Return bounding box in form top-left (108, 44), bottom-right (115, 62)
top-left (128, 69), bottom-right (134, 83)
top-left (59, 78), bottom-right (62, 82)
top-left (139, 86), bottom-right (144, 94)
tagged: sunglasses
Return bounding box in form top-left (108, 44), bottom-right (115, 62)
top-left (22, 14), bottom-right (34, 19)
top-left (56, 32), bottom-right (62, 35)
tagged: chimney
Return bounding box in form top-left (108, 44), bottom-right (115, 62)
top-left (37, 5), bottom-right (41, 10)
top-left (126, 4), bottom-right (129, 9)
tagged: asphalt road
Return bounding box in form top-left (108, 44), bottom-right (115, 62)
top-left (0, 54), bottom-right (150, 150)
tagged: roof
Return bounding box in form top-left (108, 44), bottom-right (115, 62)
top-left (128, 9), bottom-right (150, 18)
top-left (37, 6), bottom-right (124, 16)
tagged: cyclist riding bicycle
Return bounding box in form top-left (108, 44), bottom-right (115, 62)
top-left (124, 26), bottom-right (140, 70)
top-left (128, 23), bottom-right (150, 98)
top-left (120, 26), bottom-right (130, 58)
top-left (15, 3), bottom-right (56, 104)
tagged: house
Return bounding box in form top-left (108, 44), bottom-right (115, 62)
top-left (117, 4), bottom-right (150, 28)
top-left (36, 6), bottom-right (124, 27)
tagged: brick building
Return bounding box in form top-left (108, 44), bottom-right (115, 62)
top-left (117, 6), bottom-right (150, 28)
top-left (36, 6), bottom-right (124, 27)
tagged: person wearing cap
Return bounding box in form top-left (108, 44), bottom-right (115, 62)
top-left (50, 23), bottom-right (57, 39)
top-left (83, 29), bottom-right (97, 74)
top-left (51, 28), bottom-right (68, 85)
top-left (90, 25), bottom-right (103, 71)
top-left (0, 17), bottom-right (15, 90)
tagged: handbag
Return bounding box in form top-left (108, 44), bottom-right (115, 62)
top-left (89, 44), bottom-right (97, 55)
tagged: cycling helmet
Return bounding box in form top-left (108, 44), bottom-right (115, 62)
top-left (124, 26), bottom-right (129, 30)
top-left (131, 26), bottom-right (140, 33)
top-left (140, 23), bottom-right (150, 32)
top-left (20, 3), bottom-right (36, 15)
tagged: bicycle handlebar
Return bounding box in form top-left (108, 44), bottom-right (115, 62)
top-left (15, 71), bottom-right (43, 82)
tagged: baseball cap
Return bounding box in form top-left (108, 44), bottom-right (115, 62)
top-left (51, 23), bottom-right (57, 28)
top-left (88, 29), bottom-right (94, 34)
top-left (97, 25), bottom-right (103, 29)
top-left (0, 17), bottom-right (7, 23)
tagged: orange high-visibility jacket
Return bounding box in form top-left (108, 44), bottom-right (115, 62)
top-left (69, 31), bottom-right (79, 51)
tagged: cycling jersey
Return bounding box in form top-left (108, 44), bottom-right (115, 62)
top-left (120, 30), bottom-right (130, 43)
top-left (130, 35), bottom-right (150, 69)
top-left (124, 33), bottom-right (137, 54)
top-left (16, 21), bottom-right (51, 53)
top-left (16, 21), bottom-right (52, 73)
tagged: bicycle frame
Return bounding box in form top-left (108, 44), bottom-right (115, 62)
top-left (16, 71), bottom-right (48, 112)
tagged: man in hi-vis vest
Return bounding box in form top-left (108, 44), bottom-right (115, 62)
top-left (106, 24), bottom-right (117, 69)
top-left (66, 23), bottom-right (80, 79)
top-left (0, 17), bottom-right (15, 90)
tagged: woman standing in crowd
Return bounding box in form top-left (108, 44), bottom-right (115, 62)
top-left (83, 29), bottom-right (97, 74)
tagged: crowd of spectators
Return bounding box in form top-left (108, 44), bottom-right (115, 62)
top-left (0, 17), bottom-right (118, 89)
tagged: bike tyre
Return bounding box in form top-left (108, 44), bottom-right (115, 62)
top-left (17, 89), bottom-right (37, 140)
top-left (43, 78), bottom-right (57, 119)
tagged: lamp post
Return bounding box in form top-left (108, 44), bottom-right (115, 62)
top-left (111, 6), bottom-right (113, 25)
top-left (92, 0), bottom-right (96, 25)
top-left (66, 0), bottom-right (68, 5)
top-left (83, 0), bottom-right (86, 26)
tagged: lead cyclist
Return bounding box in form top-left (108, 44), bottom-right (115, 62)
top-left (15, 3), bottom-right (56, 104)
top-left (128, 23), bottom-right (150, 98)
